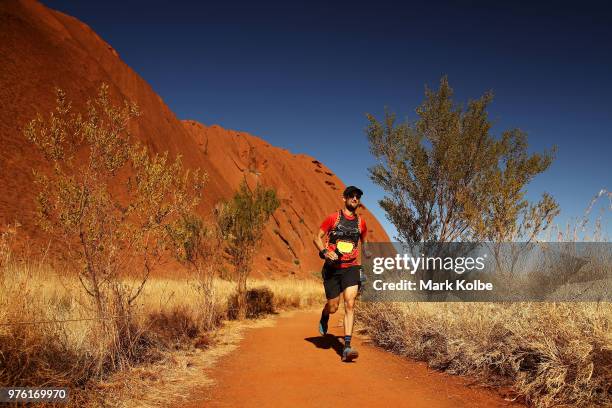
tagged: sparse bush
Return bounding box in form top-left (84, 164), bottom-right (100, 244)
top-left (147, 306), bottom-right (200, 347)
top-left (166, 212), bottom-right (221, 332)
top-left (23, 84), bottom-right (204, 375)
top-left (215, 180), bottom-right (279, 319)
top-left (227, 287), bottom-right (275, 319)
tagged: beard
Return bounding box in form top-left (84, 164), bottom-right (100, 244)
top-left (345, 201), bottom-right (359, 212)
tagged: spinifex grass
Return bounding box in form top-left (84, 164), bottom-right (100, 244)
top-left (358, 301), bottom-right (611, 407)
top-left (0, 257), bottom-right (323, 404)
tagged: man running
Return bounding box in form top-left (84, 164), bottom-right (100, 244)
top-left (313, 185), bottom-right (368, 362)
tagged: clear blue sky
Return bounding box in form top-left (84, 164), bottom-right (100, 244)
top-left (44, 0), bottom-right (611, 240)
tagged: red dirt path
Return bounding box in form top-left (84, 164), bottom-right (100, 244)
top-left (186, 310), bottom-right (522, 408)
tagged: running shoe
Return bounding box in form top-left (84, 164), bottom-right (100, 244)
top-left (342, 347), bottom-right (359, 362)
top-left (318, 317), bottom-right (328, 335)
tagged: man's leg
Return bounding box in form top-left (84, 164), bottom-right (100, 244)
top-left (341, 284), bottom-right (359, 361)
top-left (342, 285), bottom-right (358, 338)
top-left (323, 296), bottom-right (341, 315)
top-left (320, 265), bottom-right (342, 335)
top-left (319, 295), bottom-right (340, 335)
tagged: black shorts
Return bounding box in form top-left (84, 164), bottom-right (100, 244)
top-left (322, 264), bottom-right (361, 300)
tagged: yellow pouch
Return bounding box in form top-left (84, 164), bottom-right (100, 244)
top-left (336, 240), bottom-right (354, 254)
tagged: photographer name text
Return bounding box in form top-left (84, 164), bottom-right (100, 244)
top-left (372, 279), bottom-right (493, 291)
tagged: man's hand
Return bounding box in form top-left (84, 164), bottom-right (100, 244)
top-left (362, 242), bottom-right (372, 259)
top-left (325, 250), bottom-right (338, 261)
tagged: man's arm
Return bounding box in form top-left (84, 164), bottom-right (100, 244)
top-left (313, 229), bottom-right (338, 261)
top-left (360, 219), bottom-right (371, 259)
top-left (361, 235), bottom-right (371, 259)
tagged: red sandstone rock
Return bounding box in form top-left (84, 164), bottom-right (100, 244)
top-left (0, 0), bottom-right (389, 278)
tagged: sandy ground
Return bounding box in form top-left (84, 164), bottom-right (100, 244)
top-left (184, 309), bottom-right (522, 408)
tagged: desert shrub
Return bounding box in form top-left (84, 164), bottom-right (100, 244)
top-left (227, 287), bottom-right (275, 319)
top-left (21, 84), bottom-right (204, 376)
top-left (215, 181), bottom-right (279, 319)
top-left (147, 306), bottom-right (200, 348)
top-left (166, 213), bottom-right (223, 333)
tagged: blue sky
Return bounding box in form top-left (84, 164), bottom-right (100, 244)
top-left (45, 1), bottom-right (611, 240)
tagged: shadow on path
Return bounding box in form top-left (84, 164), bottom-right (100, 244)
top-left (305, 334), bottom-right (344, 357)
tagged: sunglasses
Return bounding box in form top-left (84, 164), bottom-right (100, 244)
top-left (346, 194), bottom-right (361, 200)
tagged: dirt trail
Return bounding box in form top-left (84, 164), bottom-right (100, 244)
top-left (185, 310), bottom-right (520, 408)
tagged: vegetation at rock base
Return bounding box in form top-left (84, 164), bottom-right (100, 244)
top-left (23, 84), bottom-right (205, 373)
top-left (0, 86), bottom-right (319, 406)
top-left (215, 180), bottom-right (280, 320)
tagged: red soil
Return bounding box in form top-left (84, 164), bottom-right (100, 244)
top-left (0, 0), bottom-right (388, 278)
top-left (185, 310), bottom-right (522, 407)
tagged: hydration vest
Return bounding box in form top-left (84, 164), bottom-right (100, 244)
top-left (327, 210), bottom-right (362, 264)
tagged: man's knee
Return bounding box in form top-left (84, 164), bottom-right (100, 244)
top-left (344, 298), bottom-right (355, 312)
top-left (327, 299), bottom-right (340, 314)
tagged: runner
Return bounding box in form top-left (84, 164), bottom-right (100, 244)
top-left (313, 185), bottom-right (369, 362)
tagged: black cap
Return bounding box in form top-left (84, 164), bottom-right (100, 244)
top-left (343, 186), bottom-right (363, 198)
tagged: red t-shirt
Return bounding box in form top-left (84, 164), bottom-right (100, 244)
top-left (319, 211), bottom-right (367, 268)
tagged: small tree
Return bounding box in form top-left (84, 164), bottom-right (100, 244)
top-left (215, 180), bottom-right (279, 320)
top-left (24, 85), bottom-right (204, 368)
top-left (366, 76), bottom-right (558, 244)
top-left (165, 212), bottom-right (222, 331)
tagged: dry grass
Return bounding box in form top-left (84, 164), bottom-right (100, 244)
top-left (358, 195), bottom-right (611, 407)
top-left (358, 302), bottom-right (611, 407)
top-left (0, 253), bottom-right (324, 406)
top-left (89, 316), bottom-right (279, 408)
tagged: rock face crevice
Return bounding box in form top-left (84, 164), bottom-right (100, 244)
top-left (0, 0), bottom-right (389, 278)
top-left (273, 229), bottom-right (298, 260)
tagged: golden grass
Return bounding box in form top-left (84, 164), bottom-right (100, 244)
top-left (0, 258), bottom-right (324, 406)
top-left (357, 301), bottom-right (611, 407)
top-left (90, 316), bottom-right (279, 408)
top-left (357, 198), bottom-right (612, 407)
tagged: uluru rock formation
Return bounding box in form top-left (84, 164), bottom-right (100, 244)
top-left (0, 0), bottom-right (389, 278)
